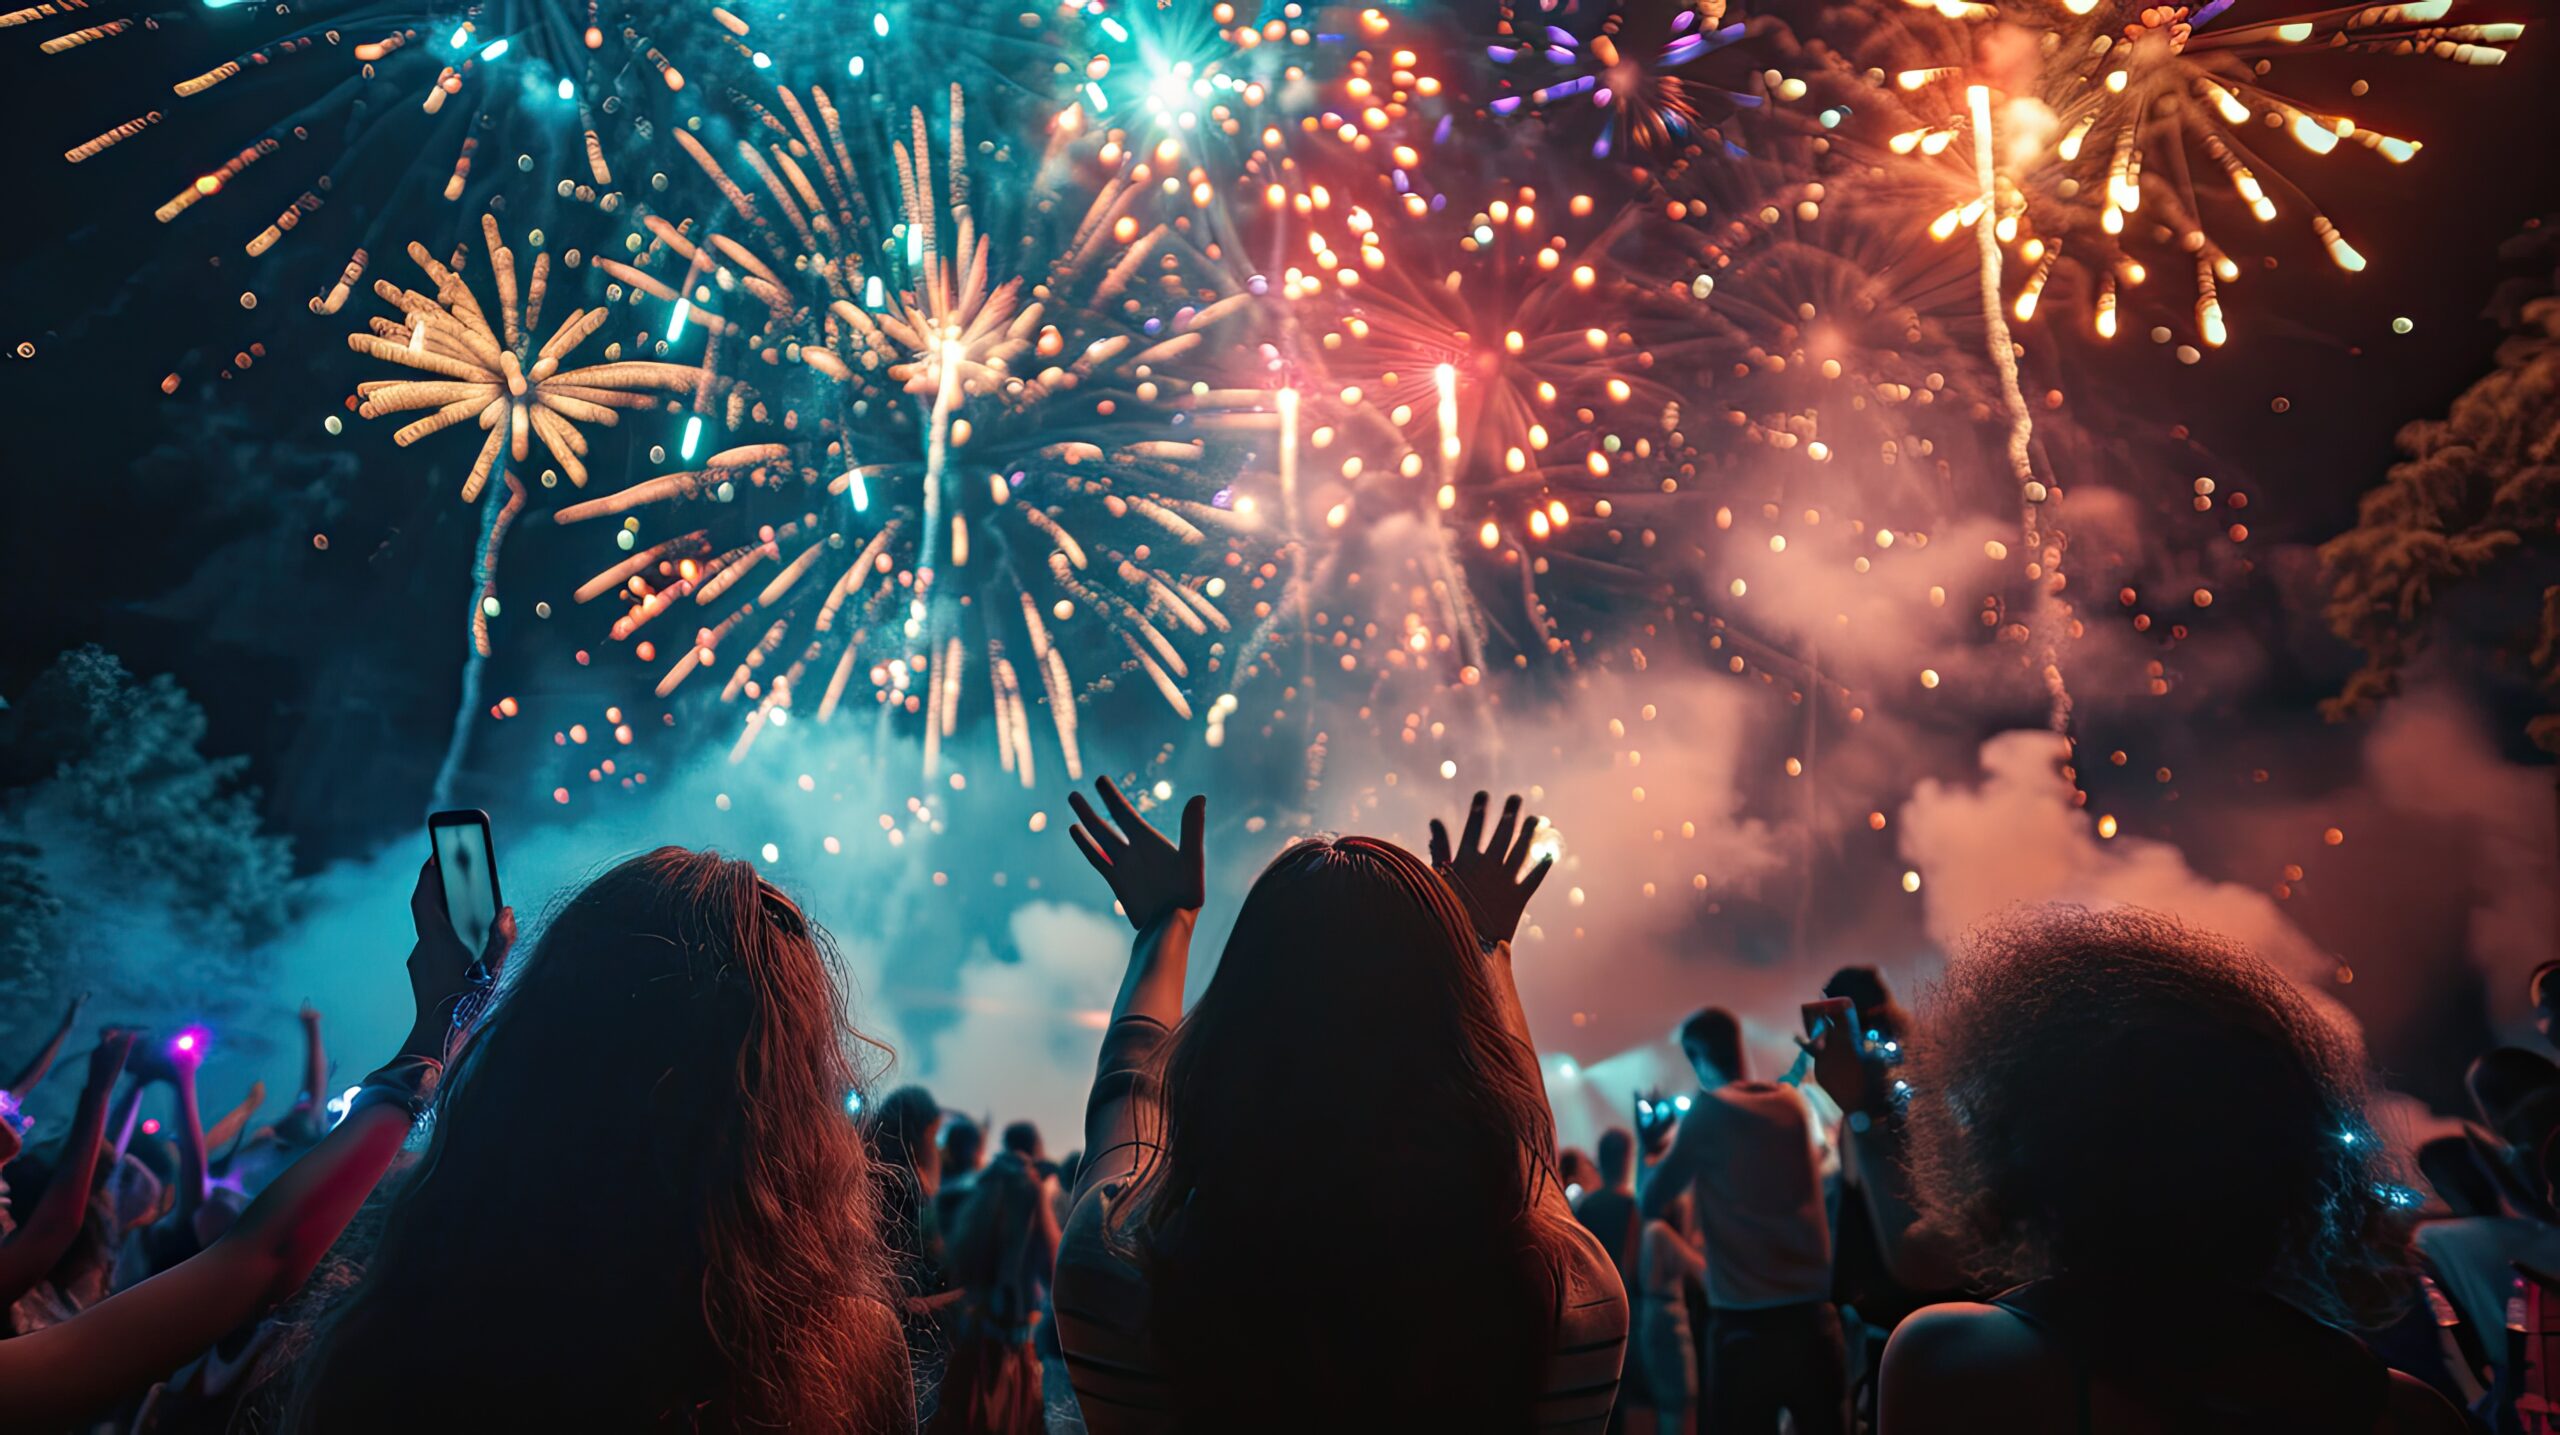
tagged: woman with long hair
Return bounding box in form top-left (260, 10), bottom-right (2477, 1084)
top-left (1051, 781), bottom-right (1627, 1434)
top-left (1877, 907), bottom-right (2463, 1434)
top-left (284, 847), bottom-right (914, 1433)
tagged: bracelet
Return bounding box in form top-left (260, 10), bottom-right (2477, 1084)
top-left (343, 1053), bottom-right (444, 1124)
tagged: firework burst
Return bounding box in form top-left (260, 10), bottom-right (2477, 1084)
top-left (1861, 0), bottom-right (2525, 347)
top-left (1281, 179), bottom-right (1705, 674)
top-left (1485, 0), bottom-right (1764, 169)
top-left (549, 84), bottom-right (1273, 785)
top-left (345, 212), bottom-right (711, 669)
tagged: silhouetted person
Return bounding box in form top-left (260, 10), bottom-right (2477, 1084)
top-left (1879, 907), bottom-right (2462, 1434)
top-left (284, 850), bottom-right (913, 1433)
top-left (1642, 1007), bottom-right (1842, 1435)
top-left (1053, 783), bottom-right (1627, 1434)
top-left (938, 1115), bottom-right (989, 1234)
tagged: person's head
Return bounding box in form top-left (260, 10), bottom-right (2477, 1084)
top-left (1000, 1119), bottom-right (1043, 1162)
top-left (1557, 1147), bottom-right (1598, 1197)
top-left (1905, 906), bottom-right (2409, 1327)
top-left (2417, 1134), bottom-right (2503, 1219)
top-left (1677, 1007), bottom-right (1744, 1088)
top-left (1595, 1127), bottom-right (1635, 1189)
top-left (1824, 965), bottom-right (1908, 1040)
top-left (290, 848), bottom-right (908, 1432)
top-left (940, 1114), bottom-right (985, 1177)
top-left (867, 1084), bottom-right (942, 1188)
top-left (1123, 834), bottom-right (1560, 1430)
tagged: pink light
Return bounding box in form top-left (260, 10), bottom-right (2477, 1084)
top-left (141, 1118), bottom-right (161, 1135)
top-left (174, 1034), bottom-right (197, 1052)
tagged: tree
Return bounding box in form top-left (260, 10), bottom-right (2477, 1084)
top-left (0, 648), bottom-right (294, 1054)
top-left (2322, 221), bottom-right (2560, 752)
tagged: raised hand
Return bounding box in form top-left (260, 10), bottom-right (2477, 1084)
top-left (1066, 777), bottom-right (1206, 930)
top-left (1428, 791), bottom-right (1554, 946)
top-left (406, 858), bottom-right (514, 1054)
top-left (85, 1029), bottom-right (137, 1091)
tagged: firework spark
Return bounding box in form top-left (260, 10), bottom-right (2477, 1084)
top-left (1486, 0), bottom-right (1763, 166)
top-left (347, 213), bottom-right (711, 655)
top-left (1867, 0), bottom-right (2524, 346)
top-left (552, 85), bottom-right (1272, 785)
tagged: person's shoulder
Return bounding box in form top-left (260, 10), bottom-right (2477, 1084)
top-left (2382, 1369), bottom-right (2470, 1435)
top-left (1880, 1300), bottom-right (2062, 1430)
top-left (1716, 1079), bottom-right (1812, 1120)
top-left (1884, 1301), bottom-right (2043, 1365)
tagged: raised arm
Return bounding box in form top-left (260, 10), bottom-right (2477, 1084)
top-left (202, 1080), bottom-right (268, 1158)
top-left (1639, 1105), bottom-right (1707, 1221)
top-left (1063, 777), bottom-right (1204, 1206)
top-left (167, 1046), bottom-right (212, 1227)
top-left (0, 859), bottom-right (512, 1435)
top-left (291, 1002), bottom-right (330, 1121)
top-left (0, 1030), bottom-right (134, 1308)
top-left (6, 993), bottom-right (89, 1097)
top-left (1430, 792), bottom-right (1567, 1213)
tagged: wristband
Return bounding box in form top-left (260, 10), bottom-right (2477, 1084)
top-left (343, 1053), bottom-right (443, 1124)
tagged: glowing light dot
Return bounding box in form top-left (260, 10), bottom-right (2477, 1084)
top-left (1901, 870), bottom-right (1922, 893)
top-left (2324, 827), bottom-right (2344, 846)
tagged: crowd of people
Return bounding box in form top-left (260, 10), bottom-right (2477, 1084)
top-left (0, 778), bottom-right (2550, 1432)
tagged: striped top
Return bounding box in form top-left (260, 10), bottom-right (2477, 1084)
top-left (1052, 1013), bottom-right (1629, 1433)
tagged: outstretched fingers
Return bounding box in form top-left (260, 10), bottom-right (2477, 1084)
top-left (1067, 791), bottom-right (1123, 854)
top-left (1069, 819), bottom-right (1114, 875)
top-left (1520, 854), bottom-right (1556, 902)
top-left (1428, 819), bottom-right (1454, 869)
top-left (1178, 793), bottom-right (1206, 858)
top-left (1458, 790), bottom-right (1490, 858)
top-left (1504, 813), bottom-right (1543, 877)
top-left (1484, 795), bottom-right (1523, 865)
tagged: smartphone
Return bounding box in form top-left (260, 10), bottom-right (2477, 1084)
top-left (427, 810), bottom-right (502, 958)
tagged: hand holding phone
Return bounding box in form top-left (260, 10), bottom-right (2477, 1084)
top-left (1800, 996), bottom-right (1876, 1115)
top-left (427, 810), bottom-right (503, 961)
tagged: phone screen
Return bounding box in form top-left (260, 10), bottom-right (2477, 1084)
top-left (428, 811), bottom-right (501, 957)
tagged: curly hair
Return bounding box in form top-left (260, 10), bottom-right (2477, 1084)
top-left (1902, 905), bottom-right (2413, 1328)
top-left (282, 848), bottom-right (910, 1431)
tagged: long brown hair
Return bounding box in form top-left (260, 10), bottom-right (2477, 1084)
top-left (1116, 835), bottom-right (1565, 1432)
top-left (286, 848), bottom-right (911, 1431)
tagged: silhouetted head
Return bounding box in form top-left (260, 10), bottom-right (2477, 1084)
top-left (290, 848), bottom-right (909, 1432)
top-left (1905, 906), bottom-right (2408, 1328)
top-left (1825, 965), bottom-right (1909, 1041)
top-left (867, 1084), bottom-right (942, 1189)
top-left (940, 1114), bottom-right (986, 1178)
top-left (1677, 1007), bottom-right (1744, 1088)
top-left (1595, 1127), bottom-right (1635, 1188)
top-left (1122, 834), bottom-right (1561, 1432)
top-left (1000, 1119), bottom-right (1042, 1161)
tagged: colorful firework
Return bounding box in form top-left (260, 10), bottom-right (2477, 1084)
top-left (1860, 0), bottom-right (2525, 347)
top-left (1280, 178), bottom-right (1706, 674)
top-left (548, 84), bottom-right (1273, 784)
top-left (12, 0), bottom-right (756, 373)
top-left (1485, 0), bottom-right (1763, 168)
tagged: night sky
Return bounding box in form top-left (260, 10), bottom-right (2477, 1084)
top-left (4, 2), bottom-right (2558, 1124)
